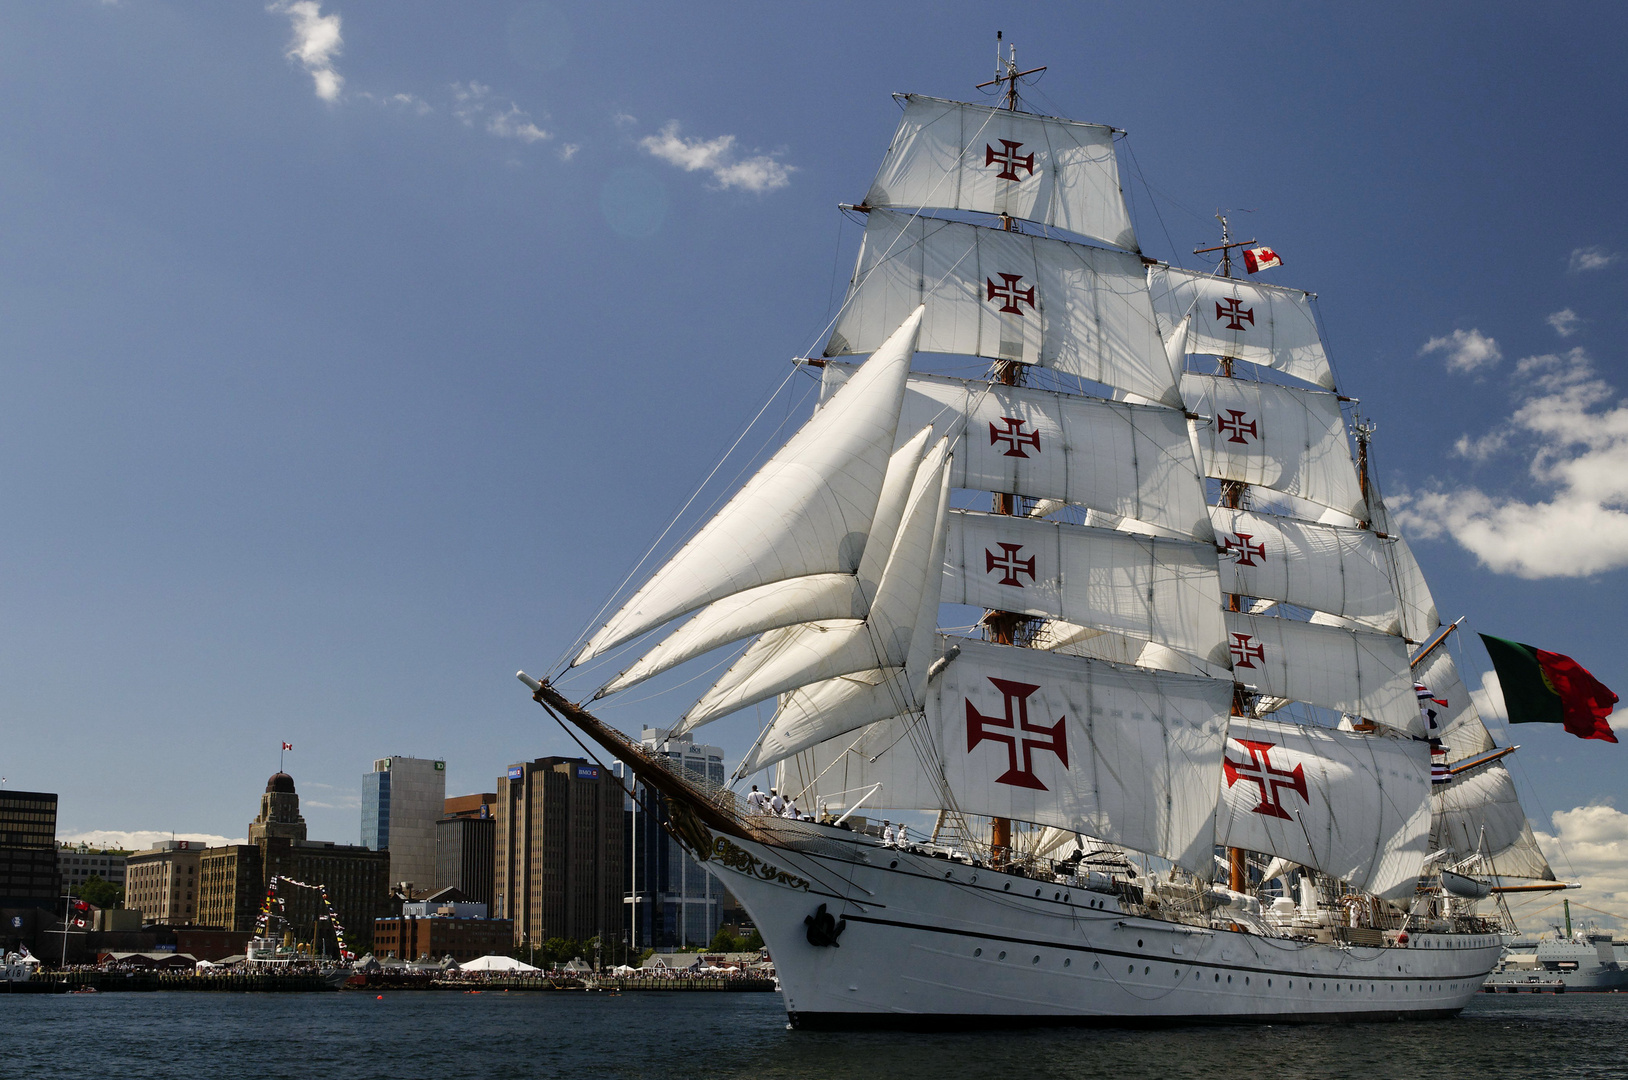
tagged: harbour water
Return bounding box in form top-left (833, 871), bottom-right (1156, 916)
top-left (9, 991), bottom-right (1628, 1079)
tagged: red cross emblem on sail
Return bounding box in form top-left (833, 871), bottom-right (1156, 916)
top-left (1229, 632), bottom-right (1265, 669)
top-left (966, 678), bottom-right (1068, 791)
top-left (985, 139), bottom-right (1036, 182)
top-left (1221, 532), bottom-right (1266, 566)
top-left (1215, 410), bottom-right (1258, 445)
top-left (989, 417), bottom-right (1041, 458)
top-left (986, 273), bottom-right (1036, 315)
top-left (1215, 296), bottom-right (1255, 332)
top-left (985, 543), bottom-right (1036, 587)
top-left (1223, 739), bottom-right (1308, 820)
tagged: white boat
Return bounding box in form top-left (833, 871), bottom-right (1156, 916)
top-left (520, 44), bottom-right (1562, 1028)
top-left (3, 949), bottom-right (38, 985)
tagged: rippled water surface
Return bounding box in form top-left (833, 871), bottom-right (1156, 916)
top-left (9, 989), bottom-right (1627, 1079)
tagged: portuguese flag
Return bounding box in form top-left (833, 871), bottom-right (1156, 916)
top-left (1479, 634), bottom-right (1619, 743)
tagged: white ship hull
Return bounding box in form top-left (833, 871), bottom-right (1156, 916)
top-left (708, 831), bottom-right (1501, 1029)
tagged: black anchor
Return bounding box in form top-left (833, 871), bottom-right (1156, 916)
top-left (803, 902), bottom-right (846, 948)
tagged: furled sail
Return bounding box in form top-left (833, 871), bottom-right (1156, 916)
top-left (595, 428), bottom-right (936, 697)
top-left (1432, 761), bottom-right (1556, 881)
top-left (1182, 374), bottom-right (1364, 519)
top-left (944, 509), bottom-right (1228, 667)
top-left (1223, 612), bottom-right (1420, 735)
top-left (679, 440), bottom-right (951, 730)
top-left (825, 210), bottom-right (1178, 405)
top-left (1209, 506), bottom-right (1403, 634)
top-left (821, 365), bottom-right (1213, 540)
top-left (864, 94), bottom-right (1137, 250)
top-left (573, 309), bottom-right (923, 665)
top-left (1148, 266), bottom-right (1333, 389)
top-left (1214, 715), bottom-right (1431, 899)
top-left (754, 637), bottom-right (1232, 874)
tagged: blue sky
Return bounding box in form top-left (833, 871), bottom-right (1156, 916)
top-left (4, 2), bottom-right (1625, 927)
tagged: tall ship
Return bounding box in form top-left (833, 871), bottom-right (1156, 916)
top-left (519, 46), bottom-right (1566, 1027)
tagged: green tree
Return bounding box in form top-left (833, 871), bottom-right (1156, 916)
top-left (709, 926), bottom-right (743, 953)
top-left (743, 928), bottom-right (764, 952)
top-left (78, 875), bottom-right (123, 909)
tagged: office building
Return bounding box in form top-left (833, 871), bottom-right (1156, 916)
top-left (436, 793), bottom-right (496, 908)
top-left (495, 757), bottom-right (623, 948)
top-left (58, 844), bottom-right (128, 897)
top-left (126, 840), bottom-right (203, 925)
top-left (195, 771), bottom-right (391, 954)
top-left (373, 886), bottom-right (511, 962)
top-left (361, 756), bottom-right (446, 891)
top-left (0, 789), bottom-right (59, 953)
top-left (622, 730), bottom-right (729, 949)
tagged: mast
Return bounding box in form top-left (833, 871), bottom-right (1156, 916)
top-left (1197, 214), bottom-right (1257, 895)
top-left (977, 33), bottom-right (1043, 869)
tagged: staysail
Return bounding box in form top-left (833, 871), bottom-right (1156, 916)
top-left (574, 309), bottom-right (924, 665)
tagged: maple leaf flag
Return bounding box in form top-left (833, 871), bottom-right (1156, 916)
top-left (282, 742), bottom-right (294, 751)
top-left (1243, 246), bottom-right (1282, 274)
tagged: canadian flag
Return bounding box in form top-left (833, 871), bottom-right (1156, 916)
top-left (282, 742), bottom-right (293, 751)
top-left (1243, 246), bottom-right (1282, 274)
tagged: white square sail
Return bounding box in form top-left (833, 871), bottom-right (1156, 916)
top-left (1149, 266), bottom-right (1333, 389)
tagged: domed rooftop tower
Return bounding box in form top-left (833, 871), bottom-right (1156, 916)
top-left (250, 770), bottom-right (308, 843)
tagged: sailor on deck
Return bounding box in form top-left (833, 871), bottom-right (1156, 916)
top-left (745, 785), bottom-right (767, 814)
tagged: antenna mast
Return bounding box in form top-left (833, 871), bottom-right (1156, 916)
top-left (976, 31), bottom-right (1046, 112)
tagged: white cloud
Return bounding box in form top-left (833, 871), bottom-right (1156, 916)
top-left (357, 90), bottom-right (432, 116)
top-left (1519, 804), bottom-right (1628, 935)
top-left (1547, 308), bottom-right (1581, 338)
top-left (269, 1), bottom-right (344, 103)
top-left (639, 121), bottom-right (794, 193)
top-left (1570, 246), bottom-right (1620, 273)
top-left (60, 829), bottom-right (246, 851)
top-left (1452, 431), bottom-right (1507, 461)
top-left (451, 82), bottom-right (552, 144)
top-left (1421, 328), bottom-right (1502, 374)
top-left (1392, 348), bottom-right (1628, 578)
top-left (558, 143), bottom-right (579, 162)
top-left (612, 112), bottom-right (638, 128)
top-left (1469, 670), bottom-right (1507, 727)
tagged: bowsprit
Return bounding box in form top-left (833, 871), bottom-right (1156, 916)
top-left (966, 677), bottom-right (1068, 791)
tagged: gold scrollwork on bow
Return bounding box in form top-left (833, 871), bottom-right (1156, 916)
top-left (712, 837), bottom-right (811, 891)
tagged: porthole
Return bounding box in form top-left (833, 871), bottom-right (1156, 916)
top-left (1003, 883), bottom-right (1010, 892)
top-left (1063, 893), bottom-right (1069, 903)
top-left (1032, 955), bottom-right (1040, 965)
top-left (1128, 965), bottom-right (1134, 974)
top-left (1226, 975), bottom-right (1232, 984)
top-left (1064, 958), bottom-right (1071, 968)
top-left (998, 951), bottom-right (1006, 961)
top-left (973, 948), bottom-right (982, 957)
top-left (1137, 939), bottom-right (1144, 948)
top-left (1144, 966), bottom-right (1151, 975)
top-left (1035, 888), bottom-right (1042, 897)
top-left (1093, 961), bottom-right (1100, 970)
top-left (1214, 974), bottom-right (1220, 983)
top-left (945, 871), bottom-right (953, 879)
top-left (1054, 891), bottom-right (1061, 900)
top-left (1244, 977), bottom-right (1250, 986)
top-left (1267, 979), bottom-right (1272, 987)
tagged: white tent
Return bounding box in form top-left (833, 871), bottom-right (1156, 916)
top-left (457, 955), bottom-right (539, 972)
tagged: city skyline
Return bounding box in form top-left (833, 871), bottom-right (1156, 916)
top-left (2, 4), bottom-right (1626, 932)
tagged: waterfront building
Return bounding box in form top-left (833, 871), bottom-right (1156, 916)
top-left (126, 840), bottom-right (202, 925)
top-left (620, 730), bottom-right (730, 949)
top-left (58, 844), bottom-right (128, 897)
top-left (373, 884), bottom-right (512, 963)
top-left (0, 789), bottom-right (60, 953)
top-left (194, 772), bottom-right (391, 954)
top-left (494, 757), bottom-right (623, 949)
top-left (436, 793), bottom-right (496, 908)
top-left (361, 756), bottom-right (446, 892)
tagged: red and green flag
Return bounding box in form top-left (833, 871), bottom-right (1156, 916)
top-left (1479, 634), bottom-right (1619, 743)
